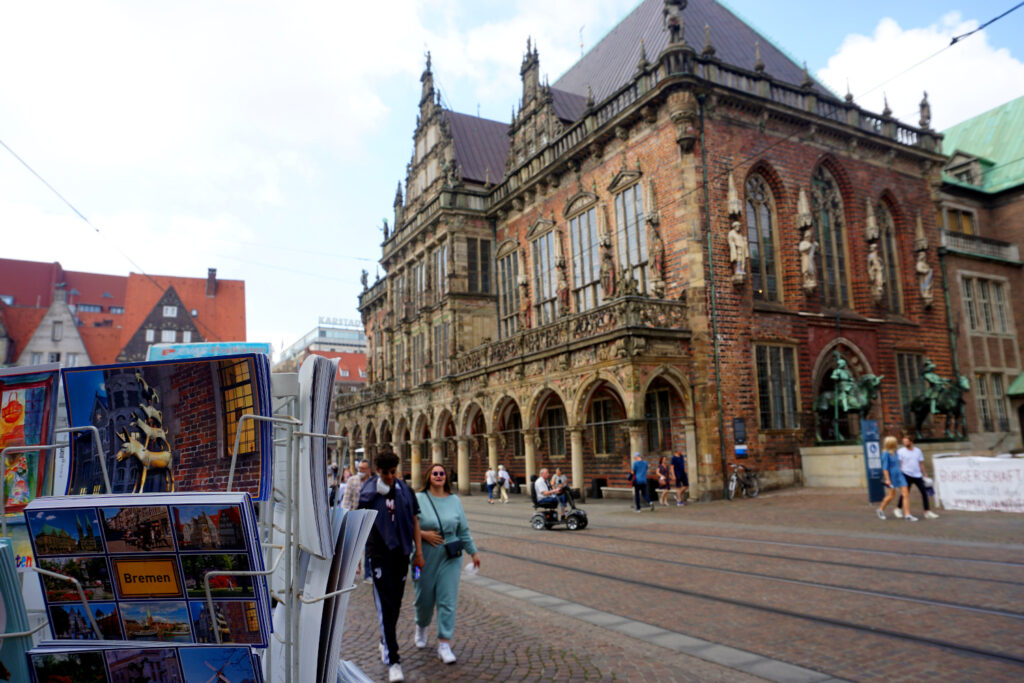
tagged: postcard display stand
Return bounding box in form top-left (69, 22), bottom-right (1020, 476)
top-left (2, 355), bottom-right (373, 683)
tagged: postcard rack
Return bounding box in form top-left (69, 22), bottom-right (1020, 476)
top-left (2, 376), bottom-right (353, 683)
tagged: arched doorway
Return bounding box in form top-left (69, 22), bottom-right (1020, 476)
top-left (812, 340), bottom-right (874, 442)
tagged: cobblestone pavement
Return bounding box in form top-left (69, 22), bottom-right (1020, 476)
top-left (342, 488), bottom-right (1024, 682)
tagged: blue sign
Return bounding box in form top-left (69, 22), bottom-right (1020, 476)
top-left (860, 419), bottom-right (884, 503)
top-left (146, 342), bottom-right (272, 361)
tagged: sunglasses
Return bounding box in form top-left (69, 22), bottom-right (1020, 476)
top-left (430, 470), bottom-right (446, 478)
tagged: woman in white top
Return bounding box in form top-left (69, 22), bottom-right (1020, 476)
top-left (484, 467), bottom-right (497, 504)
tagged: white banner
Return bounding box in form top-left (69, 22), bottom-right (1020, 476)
top-left (933, 456), bottom-right (1024, 513)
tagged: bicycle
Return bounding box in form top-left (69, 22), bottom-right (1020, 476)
top-left (727, 462), bottom-right (760, 500)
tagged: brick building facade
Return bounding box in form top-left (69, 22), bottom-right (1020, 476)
top-left (336, 0), bottom-right (957, 497)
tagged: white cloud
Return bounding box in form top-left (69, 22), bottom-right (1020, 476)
top-left (818, 13), bottom-right (1024, 131)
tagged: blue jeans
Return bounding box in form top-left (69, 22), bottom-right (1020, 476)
top-left (633, 482), bottom-right (651, 510)
top-left (538, 494), bottom-right (567, 508)
top-left (486, 483), bottom-right (495, 499)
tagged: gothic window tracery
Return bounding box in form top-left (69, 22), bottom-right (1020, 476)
top-left (497, 245), bottom-right (520, 337)
top-left (744, 174), bottom-right (779, 301)
top-left (531, 230), bottom-right (558, 325)
top-left (569, 206), bottom-right (602, 311)
top-left (877, 202), bottom-right (903, 312)
top-left (811, 166), bottom-right (849, 307)
top-left (614, 183), bottom-right (648, 292)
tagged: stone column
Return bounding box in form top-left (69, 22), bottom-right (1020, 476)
top-left (456, 436), bottom-right (470, 495)
top-left (410, 440), bottom-right (423, 488)
top-left (628, 423), bottom-right (647, 458)
top-left (487, 433), bottom-right (499, 472)
top-left (568, 426), bottom-right (586, 502)
top-left (523, 429), bottom-right (537, 495)
top-left (431, 438), bottom-right (443, 465)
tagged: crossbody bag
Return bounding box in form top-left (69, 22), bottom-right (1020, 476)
top-left (425, 493), bottom-right (464, 558)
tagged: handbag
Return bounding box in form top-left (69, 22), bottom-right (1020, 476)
top-left (425, 493), bottom-right (463, 558)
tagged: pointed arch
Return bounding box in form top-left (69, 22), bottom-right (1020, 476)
top-left (876, 190), bottom-right (905, 313)
top-left (744, 161), bottom-right (786, 302)
top-left (810, 159), bottom-right (851, 307)
top-left (570, 372), bottom-right (629, 425)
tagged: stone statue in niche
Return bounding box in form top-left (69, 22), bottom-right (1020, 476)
top-left (556, 264), bottom-right (570, 316)
top-left (866, 242), bottom-right (885, 304)
top-left (915, 251), bottom-right (934, 308)
top-left (727, 220), bottom-right (748, 284)
top-left (600, 237), bottom-right (616, 298)
top-left (618, 266), bottom-right (640, 296)
top-left (647, 221), bottom-right (665, 280)
top-left (799, 228), bottom-right (818, 293)
top-left (517, 275), bottom-right (532, 329)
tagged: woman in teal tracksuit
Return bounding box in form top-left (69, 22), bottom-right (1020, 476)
top-left (414, 464), bottom-right (481, 665)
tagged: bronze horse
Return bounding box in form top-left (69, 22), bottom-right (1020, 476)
top-left (910, 375), bottom-right (971, 440)
top-left (814, 374), bottom-right (884, 441)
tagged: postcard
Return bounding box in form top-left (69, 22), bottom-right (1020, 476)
top-left (61, 355), bottom-right (273, 500)
top-left (171, 504), bottom-right (246, 552)
top-left (1, 519), bottom-right (35, 571)
top-left (181, 554), bottom-right (253, 599)
top-left (37, 557), bottom-right (114, 603)
top-left (120, 601), bottom-right (193, 643)
top-left (189, 600), bottom-right (263, 645)
top-left (48, 602), bottom-right (122, 640)
top-left (178, 645), bottom-right (261, 683)
top-left (29, 650), bottom-right (107, 683)
top-left (105, 647), bottom-right (183, 682)
top-left (100, 505), bottom-right (175, 552)
top-left (26, 508), bottom-right (104, 556)
top-left (1, 366), bottom-right (60, 517)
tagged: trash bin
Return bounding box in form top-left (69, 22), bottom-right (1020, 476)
top-left (590, 478), bottom-right (607, 499)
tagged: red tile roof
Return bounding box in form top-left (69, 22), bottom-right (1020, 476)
top-left (308, 350), bottom-right (367, 384)
top-left (78, 322), bottom-right (123, 366)
top-left (119, 273), bottom-right (246, 350)
top-left (0, 305), bottom-right (47, 362)
top-left (0, 258), bottom-right (127, 311)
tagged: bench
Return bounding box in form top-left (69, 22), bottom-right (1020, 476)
top-left (600, 487), bottom-right (635, 500)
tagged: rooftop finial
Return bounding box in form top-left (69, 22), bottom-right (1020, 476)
top-left (845, 80), bottom-right (853, 103)
top-left (801, 61), bottom-right (812, 88)
top-left (526, 36), bottom-right (531, 55)
top-left (585, 84), bottom-right (594, 109)
top-left (425, 50), bottom-right (431, 72)
top-left (637, 39), bottom-right (649, 71)
top-left (754, 40), bottom-right (765, 73)
top-left (882, 94), bottom-right (892, 117)
top-left (702, 23), bottom-right (715, 57)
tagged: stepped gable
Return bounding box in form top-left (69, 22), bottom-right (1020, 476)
top-left (554, 0), bottom-right (826, 108)
top-left (443, 110), bottom-right (510, 185)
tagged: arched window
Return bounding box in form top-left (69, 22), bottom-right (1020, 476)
top-left (811, 166), bottom-right (849, 307)
top-left (877, 202), bottom-right (903, 312)
top-left (745, 174), bottom-right (779, 301)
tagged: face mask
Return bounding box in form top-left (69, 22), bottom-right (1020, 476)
top-left (376, 476), bottom-right (392, 495)
top-left (357, 470), bottom-right (367, 480)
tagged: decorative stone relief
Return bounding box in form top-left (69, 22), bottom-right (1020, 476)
top-left (866, 242), bottom-right (885, 304)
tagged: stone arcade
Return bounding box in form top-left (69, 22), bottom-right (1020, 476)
top-left (336, 0), bottom-right (955, 498)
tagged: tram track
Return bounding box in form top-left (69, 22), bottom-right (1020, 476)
top-left (471, 520), bottom-right (1024, 619)
top-left (467, 512), bottom-right (1024, 587)
top-left (473, 541), bottom-right (1024, 668)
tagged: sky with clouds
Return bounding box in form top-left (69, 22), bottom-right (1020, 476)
top-left (1, 0), bottom-right (1021, 358)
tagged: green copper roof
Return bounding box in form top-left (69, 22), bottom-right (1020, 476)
top-left (1007, 371), bottom-right (1024, 398)
top-left (942, 95), bottom-right (1024, 194)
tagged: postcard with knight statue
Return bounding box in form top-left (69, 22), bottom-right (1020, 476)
top-left (0, 365), bottom-right (60, 518)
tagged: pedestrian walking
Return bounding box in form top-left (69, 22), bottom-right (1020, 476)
top-left (358, 450), bottom-right (424, 683)
top-left (485, 466), bottom-right (497, 504)
top-left (497, 464), bottom-right (511, 503)
top-left (631, 453), bottom-right (654, 512)
top-left (671, 451), bottom-right (689, 505)
top-left (414, 464), bottom-right (481, 665)
top-left (895, 436), bottom-right (939, 519)
top-left (657, 456), bottom-right (672, 506)
top-left (876, 436), bottom-right (914, 521)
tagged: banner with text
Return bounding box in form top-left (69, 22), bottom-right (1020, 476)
top-left (933, 456), bottom-right (1024, 513)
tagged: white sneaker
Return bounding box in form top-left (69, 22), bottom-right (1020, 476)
top-left (876, 509), bottom-right (886, 520)
top-left (414, 624), bottom-right (428, 648)
top-left (893, 509), bottom-right (904, 519)
top-left (924, 511), bottom-right (939, 519)
top-left (905, 514), bottom-right (919, 522)
top-left (388, 663), bottom-right (404, 682)
top-left (379, 641), bottom-right (388, 665)
top-left (438, 642), bottom-right (456, 664)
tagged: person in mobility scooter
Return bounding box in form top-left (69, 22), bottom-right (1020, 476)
top-left (529, 470), bottom-right (588, 530)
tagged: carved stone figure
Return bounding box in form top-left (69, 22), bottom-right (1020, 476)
top-left (866, 242), bottom-right (885, 303)
top-left (662, 0), bottom-right (687, 44)
top-left (360, 269), bottom-right (369, 290)
top-left (618, 266), bottom-right (640, 296)
top-left (517, 276), bottom-right (532, 329)
top-left (919, 91), bottom-right (931, 129)
top-left (915, 251), bottom-right (934, 308)
top-left (647, 221), bottom-right (665, 281)
top-left (799, 229), bottom-right (817, 292)
top-left (727, 220), bottom-right (748, 282)
top-left (382, 219), bottom-right (389, 240)
top-left (600, 240), bottom-right (616, 298)
top-left (556, 264), bottom-right (570, 315)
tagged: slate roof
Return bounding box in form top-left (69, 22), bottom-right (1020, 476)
top-left (554, 0), bottom-right (827, 105)
top-left (444, 111), bottom-right (510, 185)
top-left (550, 88), bottom-right (589, 123)
top-left (941, 95), bottom-right (1024, 194)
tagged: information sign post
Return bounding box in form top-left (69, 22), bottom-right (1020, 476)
top-left (860, 419), bottom-right (884, 503)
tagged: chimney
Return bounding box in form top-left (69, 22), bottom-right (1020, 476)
top-left (206, 268), bottom-right (217, 297)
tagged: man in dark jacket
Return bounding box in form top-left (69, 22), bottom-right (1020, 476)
top-left (359, 449), bottom-right (424, 682)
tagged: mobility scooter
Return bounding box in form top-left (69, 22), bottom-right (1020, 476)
top-left (529, 475), bottom-right (588, 530)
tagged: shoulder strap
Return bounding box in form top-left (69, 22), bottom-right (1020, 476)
top-left (424, 492), bottom-right (449, 538)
